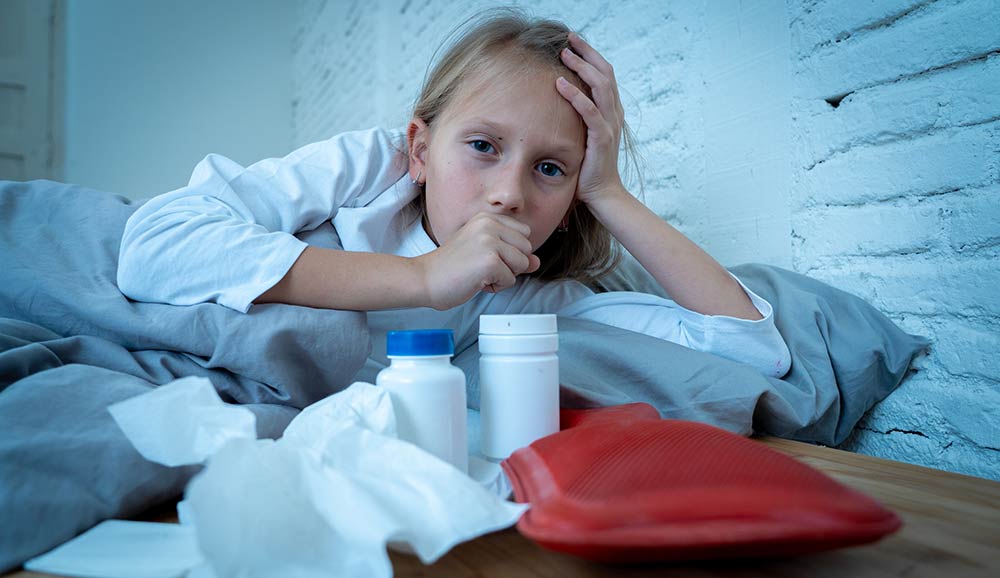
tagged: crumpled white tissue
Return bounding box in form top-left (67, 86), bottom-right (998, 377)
top-left (108, 377), bottom-right (526, 578)
top-left (108, 376), bottom-right (257, 467)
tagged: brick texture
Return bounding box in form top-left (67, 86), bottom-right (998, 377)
top-left (790, 0), bottom-right (999, 480)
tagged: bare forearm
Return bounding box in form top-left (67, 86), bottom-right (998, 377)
top-left (255, 246), bottom-right (426, 311)
top-left (587, 188), bottom-right (762, 320)
top-left (258, 212), bottom-right (543, 312)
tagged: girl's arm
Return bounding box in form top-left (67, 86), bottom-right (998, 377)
top-left (118, 128), bottom-right (407, 313)
top-left (257, 212), bottom-right (540, 311)
top-left (255, 246), bottom-right (425, 310)
top-left (556, 33), bottom-right (761, 321)
top-left (584, 188), bottom-right (762, 320)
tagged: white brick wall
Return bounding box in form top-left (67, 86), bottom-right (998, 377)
top-left (787, 0), bottom-right (1000, 481)
top-left (293, 0), bottom-right (1000, 480)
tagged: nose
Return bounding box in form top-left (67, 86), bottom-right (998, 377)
top-left (485, 166), bottom-right (527, 213)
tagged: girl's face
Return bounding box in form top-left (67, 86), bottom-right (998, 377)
top-left (408, 66), bottom-right (586, 250)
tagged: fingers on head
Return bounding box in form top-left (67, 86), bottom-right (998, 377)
top-left (560, 52), bottom-right (618, 120)
top-left (561, 83), bottom-right (602, 125)
top-left (568, 32), bottom-right (614, 78)
top-left (560, 47), bottom-right (606, 89)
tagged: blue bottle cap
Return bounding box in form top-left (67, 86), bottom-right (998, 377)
top-left (386, 329), bottom-right (455, 356)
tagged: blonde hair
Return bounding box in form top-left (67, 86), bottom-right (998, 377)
top-left (411, 7), bottom-right (644, 285)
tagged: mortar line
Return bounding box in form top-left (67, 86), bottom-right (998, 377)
top-left (802, 115), bottom-right (1000, 172)
top-left (805, 0), bottom-right (941, 54)
top-left (814, 49), bottom-right (1000, 108)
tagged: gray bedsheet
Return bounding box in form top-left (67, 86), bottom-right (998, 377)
top-left (0, 180), bottom-right (929, 571)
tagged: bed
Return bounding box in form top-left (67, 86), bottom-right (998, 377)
top-left (0, 179), bottom-right (930, 571)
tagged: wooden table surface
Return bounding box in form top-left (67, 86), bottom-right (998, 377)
top-left (9, 437), bottom-right (1000, 578)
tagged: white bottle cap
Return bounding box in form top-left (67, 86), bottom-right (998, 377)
top-left (479, 314), bottom-right (557, 335)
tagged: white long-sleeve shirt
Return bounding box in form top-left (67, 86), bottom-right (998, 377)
top-left (118, 127), bottom-right (791, 382)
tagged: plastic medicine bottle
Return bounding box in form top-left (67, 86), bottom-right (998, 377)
top-left (376, 329), bottom-right (468, 474)
top-left (479, 314), bottom-right (559, 461)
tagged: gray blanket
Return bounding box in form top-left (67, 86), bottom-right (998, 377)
top-left (0, 180), bottom-right (929, 571)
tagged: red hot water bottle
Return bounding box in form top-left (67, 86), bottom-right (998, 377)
top-left (501, 403), bottom-right (901, 562)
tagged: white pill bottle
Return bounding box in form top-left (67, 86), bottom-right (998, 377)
top-left (376, 329), bottom-right (468, 474)
top-left (478, 314), bottom-right (560, 461)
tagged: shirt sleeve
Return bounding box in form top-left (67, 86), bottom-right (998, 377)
top-left (117, 127), bottom-right (408, 313)
top-left (555, 272), bottom-right (792, 378)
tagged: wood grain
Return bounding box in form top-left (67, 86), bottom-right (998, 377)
top-left (9, 437), bottom-right (999, 578)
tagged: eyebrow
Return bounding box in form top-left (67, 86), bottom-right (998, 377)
top-left (461, 118), bottom-right (580, 157)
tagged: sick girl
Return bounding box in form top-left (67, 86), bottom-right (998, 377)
top-left (117, 9), bottom-right (790, 382)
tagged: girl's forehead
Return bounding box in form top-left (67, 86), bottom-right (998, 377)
top-left (442, 66), bottom-right (585, 147)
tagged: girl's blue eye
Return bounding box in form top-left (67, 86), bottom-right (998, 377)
top-left (538, 162), bottom-right (564, 177)
top-left (470, 140), bottom-right (494, 153)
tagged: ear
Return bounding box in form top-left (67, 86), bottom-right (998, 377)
top-left (407, 117), bottom-right (431, 185)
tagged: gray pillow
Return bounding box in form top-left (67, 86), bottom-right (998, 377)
top-left (588, 254), bottom-right (931, 445)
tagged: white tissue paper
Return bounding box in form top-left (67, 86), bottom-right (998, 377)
top-left (23, 520), bottom-right (201, 578)
top-left (108, 376), bottom-right (256, 467)
top-left (103, 377), bottom-right (525, 578)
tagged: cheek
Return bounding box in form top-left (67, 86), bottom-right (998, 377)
top-left (529, 198), bottom-right (573, 247)
top-left (423, 183), bottom-right (475, 244)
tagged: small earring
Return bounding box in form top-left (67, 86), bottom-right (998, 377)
top-left (557, 215), bottom-right (570, 233)
top-left (411, 170), bottom-right (423, 186)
